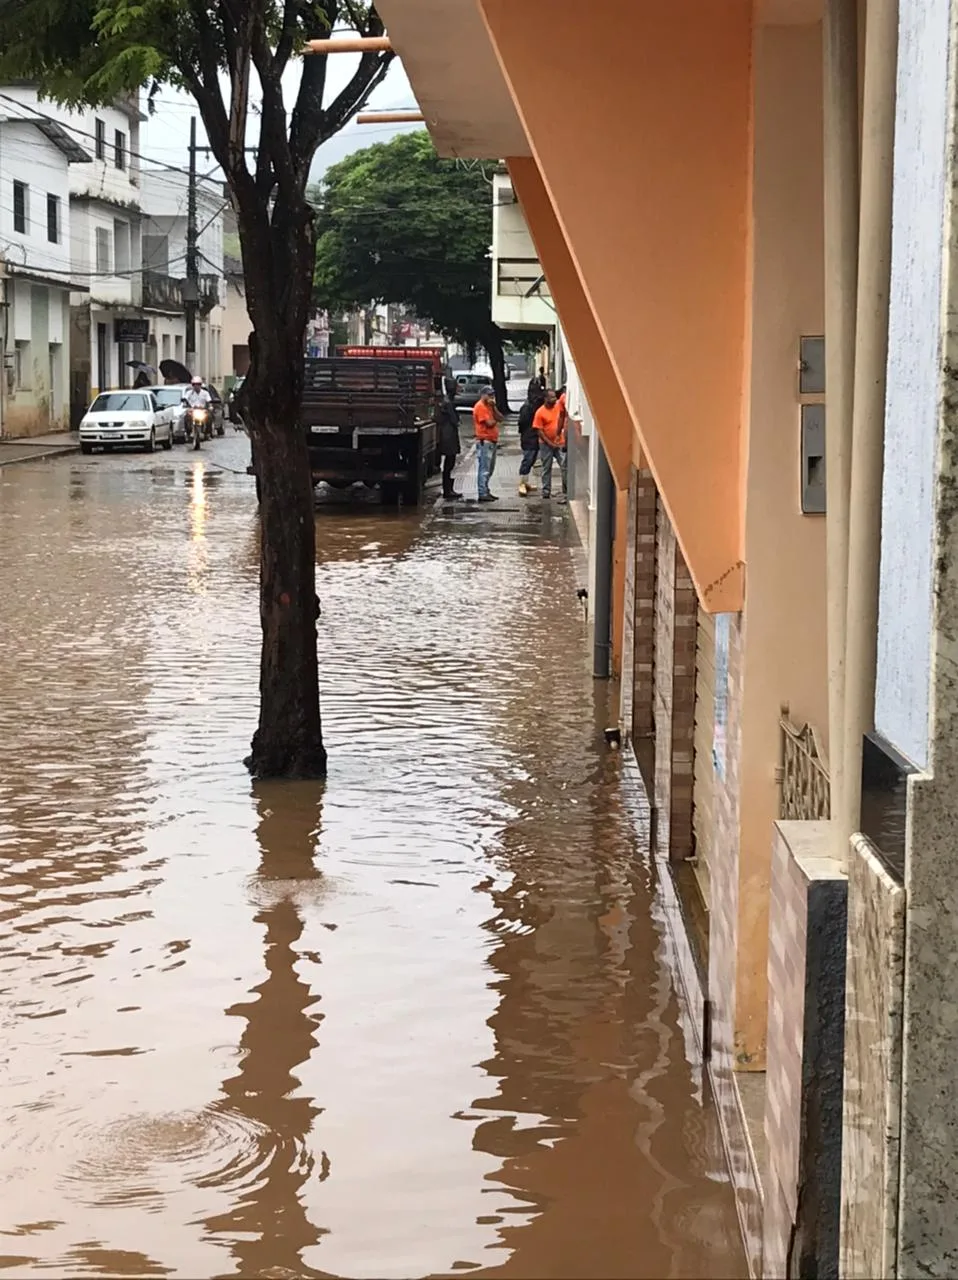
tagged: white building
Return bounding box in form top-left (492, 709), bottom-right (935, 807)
top-left (141, 170), bottom-right (224, 385)
top-left (491, 168), bottom-right (556, 336)
top-left (0, 85), bottom-right (152, 416)
top-left (0, 109), bottom-right (89, 436)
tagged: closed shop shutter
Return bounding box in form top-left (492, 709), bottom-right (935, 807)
top-left (692, 606), bottom-right (715, 909)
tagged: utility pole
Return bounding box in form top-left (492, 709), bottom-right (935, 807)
top-left (185, 115), bottom-right (198, 373)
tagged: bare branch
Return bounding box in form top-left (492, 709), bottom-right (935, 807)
top-left (288, 0), bottom-right (334, 170)
top-left (274, 0), bottom-right (305, 76)
top-left (249, 17), bottom-right (298, 205)
top-left (219, 0), bottom-right (254, 174)
top-left (321, 48), bottom-right (393, 140)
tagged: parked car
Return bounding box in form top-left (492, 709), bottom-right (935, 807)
top-left (226, 376), bottom-right (245, 424)
top-left (78, 389), bottom-right (175, 454)
top-left (152, 384), bottom-right (225, 442)
top-left (453, 372), bottom-right (490, 408)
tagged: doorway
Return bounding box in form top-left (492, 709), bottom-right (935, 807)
top-left (96, 322), bottom-right (109, 392)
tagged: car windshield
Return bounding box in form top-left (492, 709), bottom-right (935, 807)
top-left (90, 392), bottom-right (151, 413)
top-left (153, 388), bottom-right (185, 407)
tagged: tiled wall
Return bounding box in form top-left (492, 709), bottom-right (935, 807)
top-left (619, 468), bottom-right (638, 741)
top-left (764, 826), bottom-right (808, 1276)
top-left (632, 467), bottom-right (658, 740)
top-left (841, 834), bottom-right (904, 1279)
top-left (704, 613), bottom-right (763, 1273)
top-left (653, 499), bottom-right (697, 862)
top-left (764, 821), bottom-right (847, 1279)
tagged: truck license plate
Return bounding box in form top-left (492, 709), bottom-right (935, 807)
top-left (310, 425), bottom-right (339, 434)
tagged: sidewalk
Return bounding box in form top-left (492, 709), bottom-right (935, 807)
top-left (0, 431), bottom-right (79, 466)
top-left (444, 431), bottom-right (568, 513)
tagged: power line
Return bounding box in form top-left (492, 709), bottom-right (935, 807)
top-left (0, 92), bottom-right (217, 182)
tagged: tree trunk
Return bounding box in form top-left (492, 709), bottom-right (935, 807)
top-left (485, 326), bottom-right (509, 413)
top-left (241, 209), bottom-right (327, 779)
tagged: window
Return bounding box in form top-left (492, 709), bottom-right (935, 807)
top-left (161, 333), bottom-right (171, 360)
top-left (113, 220), bottom-right (131, 275)
top-left (114, 129), bottom-right (126, 171)
top-left (174, 334), bottom-right (184, 362)
top-left (153, 387), bottom-right (182, 409)
top-left (49, 343), bottom-right (61, 408)
top-left (14, 340), bottom-right (30, 390)
top-left (46, 194), bottom-right (59, 244)
top-left (13, 181), bottom-right (27, 234)
top-left (95, 226), bottom-right (113, 275)
top-left (89, 392), bottom-right (152, 413)
top-left (95, 117), bottom-right (106, 160)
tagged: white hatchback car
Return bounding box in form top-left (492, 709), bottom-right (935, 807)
top-left (79, 389), bottom-right (175, 454)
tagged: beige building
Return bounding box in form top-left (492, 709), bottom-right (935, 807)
top-left (221, 254), bottom-right (250, 380)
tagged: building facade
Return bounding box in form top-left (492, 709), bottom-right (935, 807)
top-left (379, 0), bottom-right (958, 1275)
top-left (0, 109), bottom-right (87, 436)
top-left (141, 169), bottom-right (224, 386)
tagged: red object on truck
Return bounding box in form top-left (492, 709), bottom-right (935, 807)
top-left (336, 345), bottom-right (446, 374)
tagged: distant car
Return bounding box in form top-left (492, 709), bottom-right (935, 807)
top-left (453, 372), bottom-right (490, 408)
top-left (226, 376), bottom-right (246, 424)
top-left (152, 383), bottom-right (225, 442)
top-left (79, 389), bottom-right (174, 454)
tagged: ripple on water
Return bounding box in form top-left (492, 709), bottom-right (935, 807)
top-left (55, 1106), bottom-right (311, 1210)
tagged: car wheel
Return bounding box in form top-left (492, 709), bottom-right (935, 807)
top-left (162, 427), bottom-right (173, 450)
top-left (145, 428), bottom-right (156, 454)
top-left (80, 442), bottom-right (93, 455)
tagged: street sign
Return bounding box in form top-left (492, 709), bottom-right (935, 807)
top-left (115, 318), bottom-right (149, 345)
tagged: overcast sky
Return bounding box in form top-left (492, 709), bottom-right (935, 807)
top-left (141, 54), bottom-right (421, 187)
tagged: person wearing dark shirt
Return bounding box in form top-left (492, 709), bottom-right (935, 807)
top-left (437, 385), bottom-right (463, 501)
top-left (517, 394), bottom-right (540, 497)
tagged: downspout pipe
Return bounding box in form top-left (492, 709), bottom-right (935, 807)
top-left (840, 0), bottom-right (899, 852)
top-left (593, 437), bottom-right (615, 679)
top-left (823, 0), bottom-right (860, 853)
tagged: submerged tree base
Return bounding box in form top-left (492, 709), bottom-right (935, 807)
top-left (244, 737), bottom-right (328, 780)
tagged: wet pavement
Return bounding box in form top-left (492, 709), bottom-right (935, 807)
top-left (0, 435), bottom-right (745, 1279)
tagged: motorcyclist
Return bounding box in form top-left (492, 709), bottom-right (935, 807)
top-left (182, 376), bottom-right (212, 448)
top-left (182, 376), bottom-right (212, 412)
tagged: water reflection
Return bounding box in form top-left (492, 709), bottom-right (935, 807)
top-left (207, 783), bottom-right (327, 1278)
top-left (465, 691), bottom-right (740, 1279)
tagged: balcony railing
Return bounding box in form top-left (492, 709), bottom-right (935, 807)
top-left (496, 256), bottom-right (551, 299)
top-left (776, 704), bottom-right (831, 821)
top-left (142, 271), bottom-right (221, 315)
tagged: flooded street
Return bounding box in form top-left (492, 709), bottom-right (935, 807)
top-left (0, 437), bottom-right (744, 1279)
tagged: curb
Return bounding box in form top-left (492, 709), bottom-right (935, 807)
top-left (0, 445), bottom-right (79, 467)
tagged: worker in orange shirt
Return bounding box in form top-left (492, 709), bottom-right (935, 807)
top-left (533, 388), bottom-right (568, 502)
top-left (473, 386), bottom-right (502, 503)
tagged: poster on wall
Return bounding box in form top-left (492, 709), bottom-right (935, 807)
top-left (713, 613), bottom-right (730, 781)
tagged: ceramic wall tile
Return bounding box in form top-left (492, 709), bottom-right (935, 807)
top-left (841, 834), bottom-right (904, 1279)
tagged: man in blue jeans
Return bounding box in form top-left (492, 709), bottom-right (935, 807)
top-left (473, 386), bottom-right (502, 503)
top-left (516, 391), bottom-right (541, 497)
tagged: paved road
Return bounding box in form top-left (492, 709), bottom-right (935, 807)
top-left (0, 434), bottom-right (743, 1279)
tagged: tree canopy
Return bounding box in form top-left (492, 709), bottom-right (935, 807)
top-left (313, 131), bottom-right (548, 402)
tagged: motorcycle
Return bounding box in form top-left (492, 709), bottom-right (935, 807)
top-left (190, 406), bottom-right (210, 450)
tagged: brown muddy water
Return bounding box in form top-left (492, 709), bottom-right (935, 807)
top-left (0, 438), bottom-right (745, 1279)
